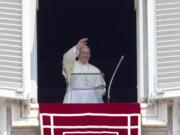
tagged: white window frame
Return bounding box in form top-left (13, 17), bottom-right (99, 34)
top-left (136, 0), bottom-right (149, 102)
top-left (136, 0), bottom-right (169, 127)
top-left (147, 0), bottom-right (157, 100)
top-left (22, 0), bottom-right (38, 101)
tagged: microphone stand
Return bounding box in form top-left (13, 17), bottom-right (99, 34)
top-left (107, 55), bottom-right (125, 103)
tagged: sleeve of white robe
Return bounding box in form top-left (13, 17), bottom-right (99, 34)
top-left (95, 70), bottom-right (106, 96)
top-left (62, 46), bottom-right (79, 81)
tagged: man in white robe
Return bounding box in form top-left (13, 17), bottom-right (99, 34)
top-left (62, 38), bottom-right (106, 103)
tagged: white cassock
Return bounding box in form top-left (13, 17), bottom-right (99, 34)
top-left (62, 46), bottom-right (106, 103)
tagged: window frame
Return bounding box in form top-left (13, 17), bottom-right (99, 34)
top-left (136, 0), bottom-right (169, 127)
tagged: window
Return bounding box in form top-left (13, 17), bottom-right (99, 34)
top-left (37, 0), bottom-right (137, 103)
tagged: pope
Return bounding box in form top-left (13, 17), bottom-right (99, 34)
top-left (62, 38), bottom-right (106, 103)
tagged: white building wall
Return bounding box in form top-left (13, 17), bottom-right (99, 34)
top-left (1, 0), bottom-right (180, 135)
top-left (136, 0), bottom-right (180, 134)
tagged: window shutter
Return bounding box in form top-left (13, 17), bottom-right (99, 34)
top-left (0, 0), bottom-right (23, 91)
top-left (155, 0), bottom-right (180, 95)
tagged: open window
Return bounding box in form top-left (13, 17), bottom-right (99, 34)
top-left (37, 0), bottom-right (137, 103)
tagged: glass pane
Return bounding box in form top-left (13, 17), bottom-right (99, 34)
top-left (70, 73), bottom-right (105, 90)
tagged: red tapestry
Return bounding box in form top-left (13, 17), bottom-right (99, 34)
top-left (39, 103), bottom-right (141, 135)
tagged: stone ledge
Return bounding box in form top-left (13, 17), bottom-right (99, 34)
top-left (142, 120), bottom-right (167, 128)
top-left (12, 118), bottom-right (39, 128)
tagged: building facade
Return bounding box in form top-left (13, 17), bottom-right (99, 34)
top-left (0, 0), bottom-right (180, 135)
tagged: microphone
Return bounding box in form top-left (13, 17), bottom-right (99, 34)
top-left (107, 55), bottom-right (125, 103)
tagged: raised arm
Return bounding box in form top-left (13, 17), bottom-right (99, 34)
top-left (62, 38), bottom-right (88, 79)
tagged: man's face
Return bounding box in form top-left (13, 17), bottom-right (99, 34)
top-left (79, 46), bottom-right (90, 64)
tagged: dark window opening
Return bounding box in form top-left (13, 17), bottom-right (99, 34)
top-left (38, 0), bottom-right (137, 103)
